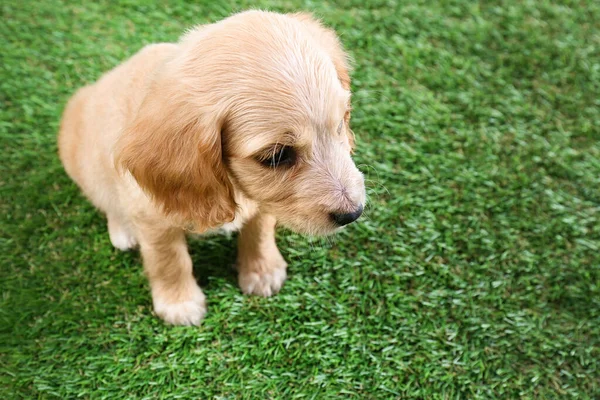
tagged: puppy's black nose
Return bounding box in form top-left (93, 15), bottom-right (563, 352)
top-left (330, 205), bottom-right (363, 226)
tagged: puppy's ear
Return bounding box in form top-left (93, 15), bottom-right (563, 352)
top-left (115, 73), bottom-right (236, 230)
top-left (290, 12), bottom-right (355, 149)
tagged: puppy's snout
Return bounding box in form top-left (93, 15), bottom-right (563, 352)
top-left (330, 204), bottom-right (363, 226)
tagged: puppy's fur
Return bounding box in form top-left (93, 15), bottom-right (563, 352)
top-left (58, 10), bottom-right (365, 325)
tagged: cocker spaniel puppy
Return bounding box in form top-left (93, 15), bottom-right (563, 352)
top-left (58, 10), bottom-right (365, 325)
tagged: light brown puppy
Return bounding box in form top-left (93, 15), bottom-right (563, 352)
top-left (58, 10), bottom-right (365, 325)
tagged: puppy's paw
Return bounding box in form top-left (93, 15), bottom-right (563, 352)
top-left (152, 284), bottom-right (207, 326)
top-left (108, 218), bottom-right (137, 251)
top-left (238, 263), bottom-right (287, 297)
top-left (109, 229), bottom-right (138, 251)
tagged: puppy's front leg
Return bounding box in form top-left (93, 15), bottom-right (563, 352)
top-left (237, 213), bottom-right (287, 297)
top-left (137, 222), bottom-right (206, 326)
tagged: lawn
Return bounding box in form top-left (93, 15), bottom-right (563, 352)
top-left (1, 0), bottom-right (599, 398)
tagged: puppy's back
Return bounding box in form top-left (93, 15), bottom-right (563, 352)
top-left (58, 43), bottom-right (178, 210)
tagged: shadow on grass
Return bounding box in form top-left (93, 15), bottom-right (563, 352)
top-left (188, 233), bottom-right (238, 288)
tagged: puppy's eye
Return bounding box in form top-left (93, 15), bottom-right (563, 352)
top-left (337, 119), bottom-right (344, 134)
top-left (257, 145), bottom-right (296, 168)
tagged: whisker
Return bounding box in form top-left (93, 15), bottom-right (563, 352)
top-left (365, 178), bottom-right (391, 196)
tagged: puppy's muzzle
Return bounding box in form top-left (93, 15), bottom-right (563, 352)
top-left (330, 204), bottom-right (363, 227)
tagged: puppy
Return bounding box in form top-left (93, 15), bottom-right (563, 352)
top-left (58, 10), bottom-right (365, 325)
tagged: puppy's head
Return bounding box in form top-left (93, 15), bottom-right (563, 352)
top-left (117, 11), bottom-right (365, 234)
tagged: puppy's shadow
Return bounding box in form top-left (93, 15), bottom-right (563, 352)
top-left (188, 233), bottom-right (238, 288)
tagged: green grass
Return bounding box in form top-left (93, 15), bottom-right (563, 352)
top-left (1, 0), bottom-right (599, 398)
